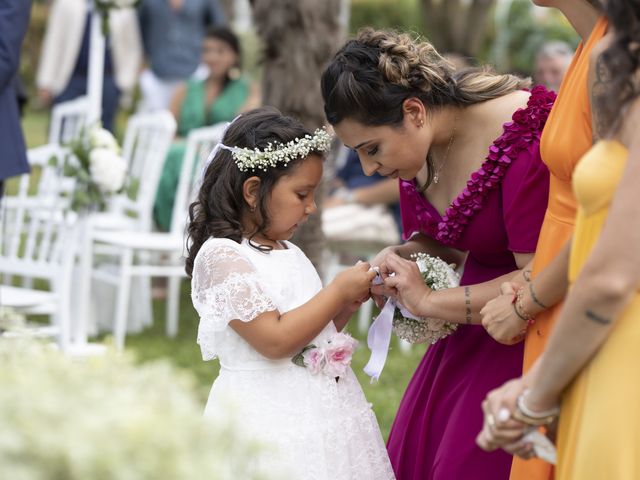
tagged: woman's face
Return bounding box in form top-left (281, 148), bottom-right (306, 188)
top-left (333, 114), bottom-right (431, 181)
top-left (202, 37), bottom-right (238, 79)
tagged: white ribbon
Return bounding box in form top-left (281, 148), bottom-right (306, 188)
top-left (201, 114), bottom-right (242, 180)
top-left (363, 273), bottom-right (422, 381)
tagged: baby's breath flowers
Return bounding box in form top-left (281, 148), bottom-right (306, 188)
top-left (393, 253), bottom-right (460, 344)
top-left (224, 128), bottom-right (333, 172)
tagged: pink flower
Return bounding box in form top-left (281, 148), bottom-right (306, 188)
top-left (323, 333), bottom-right (358, 378)
top-left (302, 347), bottom-right (325, 375)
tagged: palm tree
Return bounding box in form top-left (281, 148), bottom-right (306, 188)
top-left (420, 0), bottom-right (496, 57)
top-left (251, 0), bottom-right (345, 274)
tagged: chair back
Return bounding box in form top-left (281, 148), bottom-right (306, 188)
top-left (49, 96), bottom-right (89, 145)
top-left (169, 123), bottom-right (226, 236)
top-left (114, 111), bottom-right (177, 231)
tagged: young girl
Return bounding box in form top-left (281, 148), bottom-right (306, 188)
top-left (186, 108), bottom-right (395, 480)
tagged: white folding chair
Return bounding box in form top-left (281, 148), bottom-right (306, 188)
top-left (87, 123), bottom-right (225, 349)
top-left (75, 111), bottom-right (177, 343)
top-left (0, 182), bottom-right (78, 351)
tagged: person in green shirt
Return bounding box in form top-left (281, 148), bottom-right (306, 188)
top-left (154, 26), bottom-right (252, 231)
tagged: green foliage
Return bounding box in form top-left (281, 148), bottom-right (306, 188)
top-left (349, 0), bottom-right (424, 36)
top-left (485, 1), bottom-right (579, 75)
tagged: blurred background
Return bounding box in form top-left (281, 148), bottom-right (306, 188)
top-left (6, 0), bottom-right (579, 447)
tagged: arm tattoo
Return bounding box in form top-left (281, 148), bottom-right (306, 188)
top-left (585, 309), bottom-right (612, 325)
top-left (591, 54), bottom-right (611, 141)
top-left (464, 287), bottom-right (472, 324)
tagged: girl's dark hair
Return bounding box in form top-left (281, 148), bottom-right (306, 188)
top-left (185, 107), bottom-right (322, 277)
top-left (321, 28), bottom-right (530, 128)
top-left (597, 0), bottom-right (640, 131)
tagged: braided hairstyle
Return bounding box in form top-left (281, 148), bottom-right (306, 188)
top-left (185, 107), bottom-right (322, 277)
top-left (321, 28), bottom-right (530, 127)
top-left (597, 0), bottom-right (640, 131)
top-left (321, 29), bottom-right (530, 186)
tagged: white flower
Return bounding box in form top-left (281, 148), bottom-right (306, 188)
top-left (89, 148), bottom-right (128, 193)
top-left (89, 126), bottom-right (119, 152)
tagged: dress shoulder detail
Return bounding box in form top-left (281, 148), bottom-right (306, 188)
top-left (401, 85), bottom-right (556, 245)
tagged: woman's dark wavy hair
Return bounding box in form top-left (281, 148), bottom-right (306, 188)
top-left (597, 0), bottom-right (640, 131)
top-left (321, 28), bottom-right (529, 185)
top-left (185, 107), bottom-right (321, 277)
top-left (204, 26), bottom-right (242, 83)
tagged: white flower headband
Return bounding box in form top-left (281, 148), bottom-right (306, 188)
top-left (204, 116), bottom-right (333, 174)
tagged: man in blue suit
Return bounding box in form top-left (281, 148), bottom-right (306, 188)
top-left (0, 0), bottom-right (32, 198)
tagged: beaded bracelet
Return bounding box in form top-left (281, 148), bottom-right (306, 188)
top-left (513, 391), bottom-right (560, 426)
top-left (512, 286), bottom-right (536, 326)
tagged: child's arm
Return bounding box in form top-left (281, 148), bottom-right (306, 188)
top-left (230, 264), bottom-right (375, 359)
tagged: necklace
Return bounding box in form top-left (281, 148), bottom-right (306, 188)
top-left (432, 113), bottom-right (459, 185)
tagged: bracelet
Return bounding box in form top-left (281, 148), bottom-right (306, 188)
top-left (513, 391), bottom-right (560, 426)
top-left (529, 282), bottom-right (548, 309)
top-left (512, 287), bottom-right (536, 326)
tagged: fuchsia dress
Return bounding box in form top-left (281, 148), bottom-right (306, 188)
top-left (386, 86), bottom-right (556, 480)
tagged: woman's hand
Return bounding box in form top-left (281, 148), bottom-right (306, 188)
top-left (476, 377), bottom-right (529, 452)
top-left (481, 282), bottom-right (527, 345)
top-left (381, 253), bottom-right (433, 317)
top-left (369, 245), bottom-right (401, 307)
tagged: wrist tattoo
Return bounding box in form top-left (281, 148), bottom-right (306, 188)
top-left (464, 287), bottom-right (472, 324)
top-left (529, 282), bottom-right (548, 310)
top-left (523, 269), bottom-right (532, 283)
top-left (591, 54), bottom-right (611, 141)
top-left (585, 309), bottom-right (612, 325)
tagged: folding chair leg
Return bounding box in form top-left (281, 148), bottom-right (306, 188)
top-left (113, 248), bottom-right (134, 350)
top-left (166, 276), bottom-right (181, 338)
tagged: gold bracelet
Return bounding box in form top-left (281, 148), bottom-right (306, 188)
top-left (514, 286), bottom-right (536, 326)
top-left (513, 392), bottom-right (559, 426)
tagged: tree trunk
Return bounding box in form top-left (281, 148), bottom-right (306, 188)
top-left (251, 0), bottom-right (344, 275)
top-left (420, 0), bottom-right (495, 57)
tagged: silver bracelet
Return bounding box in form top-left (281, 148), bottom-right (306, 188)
top-left (514, 391), bottom-right (560, 426)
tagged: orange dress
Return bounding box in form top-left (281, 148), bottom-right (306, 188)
top-left (510, 16), bottom-right (608, 480)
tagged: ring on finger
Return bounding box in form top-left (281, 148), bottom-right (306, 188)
top-left (486, 413), bottom-right (496, 427)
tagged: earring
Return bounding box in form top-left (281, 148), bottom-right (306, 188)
top-left (418, 120), bottom-right (424, 128)
top-left (250, 205), bottom-right (256, 212)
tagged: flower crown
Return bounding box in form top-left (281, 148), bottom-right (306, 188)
top-left (218, 128), bottom-right (333, 172)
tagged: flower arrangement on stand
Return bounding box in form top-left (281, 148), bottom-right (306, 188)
top-left (0, 339), bottom-right (276, 480)
top-left (392, 253), bottom-right (460, 344)
top-left (57, 125), bottom-right (129, 212)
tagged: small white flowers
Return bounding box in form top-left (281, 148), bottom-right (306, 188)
top-left (89, 126), bottom-right (120, 152)
top-left (393, 253), bottom-right (460, 344)
top-left (223, 128), bottom-right (333, 172)
top-left (89, 147), bottom-right (128, 193)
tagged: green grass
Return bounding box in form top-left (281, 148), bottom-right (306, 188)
top-left (19, 108), bottom-right (426, 440)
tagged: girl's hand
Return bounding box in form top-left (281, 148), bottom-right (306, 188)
top-left (369, 245), bottom-right (401, 307)
top-left (481, 282), bottom-right (526, 345)
top-left (331, 262), bottom-right (377, 305)
top-left (381, 253), bottom-right (432, 316)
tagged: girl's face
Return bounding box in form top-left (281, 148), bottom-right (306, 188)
top-left (334, 114), bottom-right (431, 181)
top-left (261, 155), bottom-right (323, 243)
top-left (202, 37), bottom-right (238, 79)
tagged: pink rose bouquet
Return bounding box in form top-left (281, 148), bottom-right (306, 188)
top-left (292, 332), bottom-right (358, 380)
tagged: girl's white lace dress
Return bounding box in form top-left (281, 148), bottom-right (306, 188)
top-left (191, 237), bottom-right (395, 480)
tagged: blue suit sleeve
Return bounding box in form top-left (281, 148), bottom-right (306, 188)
top-left (0, 0), bottom-right (31, 92)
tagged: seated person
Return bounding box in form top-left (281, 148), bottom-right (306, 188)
top-left (323, 148), bottom-right (401, 245)
top-left (153, 26), bottom-right (258, 231)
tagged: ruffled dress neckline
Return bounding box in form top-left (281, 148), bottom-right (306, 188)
top-left (400, 85), bottom-right (556, 245)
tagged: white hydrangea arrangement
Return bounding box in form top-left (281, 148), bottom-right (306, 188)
top-left (392, 253), bottom-right (460, 344)
top-left (0, 339), bottom-right (275, 480)
top-left (57, 125), bottom-right (130, 211)
top-left (222, 128), bottom-right (333, 172)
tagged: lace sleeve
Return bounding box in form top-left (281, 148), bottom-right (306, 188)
top-left (191, 240), bottom-right (277, 360)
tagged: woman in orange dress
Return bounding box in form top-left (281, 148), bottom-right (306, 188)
top-left (477, 2), bottom-right (608, 480)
